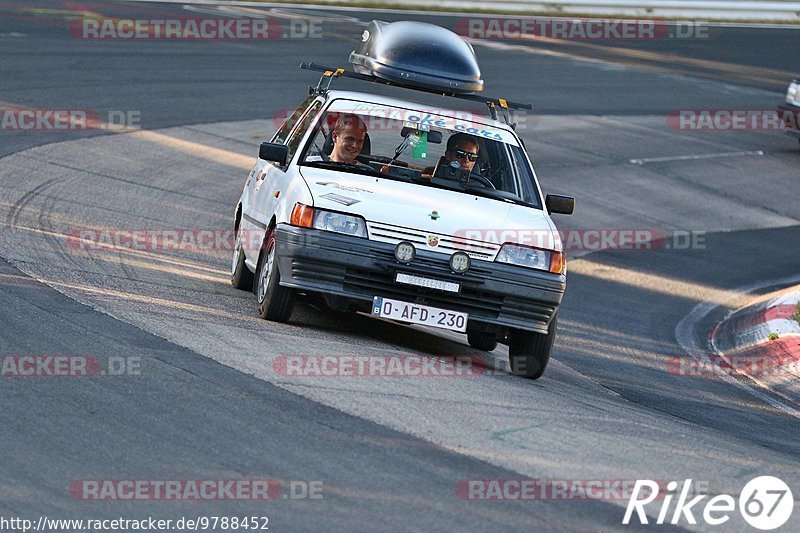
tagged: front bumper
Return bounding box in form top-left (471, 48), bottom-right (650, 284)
top-left (275, 224), bottom-right (565, 334)
top-left (778, 104), bottom-right (800, 138)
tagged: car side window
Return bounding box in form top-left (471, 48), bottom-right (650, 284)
top-left (271, 95), bottom-right (317, 144)
top-left (284, 100), bottom-right (323, 164)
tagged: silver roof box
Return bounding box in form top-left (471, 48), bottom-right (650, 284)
top-left (349, 21), bottom-right (484, 95)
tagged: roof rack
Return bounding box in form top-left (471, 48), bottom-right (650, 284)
top-left (300, 62), bottom-right (531, 128)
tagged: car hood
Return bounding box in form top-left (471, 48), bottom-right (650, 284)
top-left (299, 166), bottom-right (559, 254)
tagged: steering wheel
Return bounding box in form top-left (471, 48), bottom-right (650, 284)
top-left (468, 174), bottom-right (496, 189)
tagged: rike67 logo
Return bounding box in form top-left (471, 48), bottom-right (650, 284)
top-left (623, 477), bottom-right (793, 529)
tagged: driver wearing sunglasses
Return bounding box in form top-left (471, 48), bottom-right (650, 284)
top-left (421, 133), bottom-right (480, 178)
top-left (445, 133), bottom-right (480, 171)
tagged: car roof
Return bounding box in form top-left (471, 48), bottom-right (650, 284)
top-left (322, 89), bottom-right (516, 133)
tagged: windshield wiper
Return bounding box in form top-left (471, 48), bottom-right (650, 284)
top-left (462, 184), bottom-right (524, 204)
top-left (304, 160), bottom-right (385, 178)
top-left (426, 177), bottom-right (524, 205)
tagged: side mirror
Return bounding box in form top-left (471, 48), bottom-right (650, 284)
top-left (259, 142), bottom-right (289, 166)
top-left (400, 127), bottom-right (442, 144)
top-left (545, 194), bottom-right (575, 215)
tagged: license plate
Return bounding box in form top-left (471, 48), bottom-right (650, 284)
top-left (395, 272), bottom-right (460, 293)
top-left (372, 296), bottom-right (468, 332)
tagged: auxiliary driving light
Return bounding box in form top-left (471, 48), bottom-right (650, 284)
top-left (395, 241), bottom-right (416, 263)
top-left (449, 251), bottom-right (471, 273)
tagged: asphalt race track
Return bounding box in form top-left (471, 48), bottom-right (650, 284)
top-left (1, 1), bottom-right (799, 531)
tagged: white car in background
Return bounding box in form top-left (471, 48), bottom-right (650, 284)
top-left (230, 20), bottom-right (574, 379)
top-left (779, 78), bottom-right (800, 144)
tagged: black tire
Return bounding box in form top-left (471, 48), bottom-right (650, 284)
top-left (255, 230), bottom-right (295, 322)
top-left (230, 229), bottom-right (254, 290)
top-left (508, 314), bottom-right (557, 380)
top-left (467, 331), bottom-right (498, 351)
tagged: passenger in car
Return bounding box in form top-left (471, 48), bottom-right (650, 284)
top-left (329, 114), bottom-right (368, 164)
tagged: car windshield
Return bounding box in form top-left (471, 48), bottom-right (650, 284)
top-left (299, 99), bottom-right (542, 208)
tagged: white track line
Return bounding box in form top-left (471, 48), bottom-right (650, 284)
top-left (629, 150), bottom-right (764, 164)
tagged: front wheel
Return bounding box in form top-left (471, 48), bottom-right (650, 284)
top-left (508, 313), bottom-right (557, 380)
top-left (255, 231), bottom-right (295, 322)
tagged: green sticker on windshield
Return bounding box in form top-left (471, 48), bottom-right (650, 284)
top-left (412, 132), bottom-right (428, 159)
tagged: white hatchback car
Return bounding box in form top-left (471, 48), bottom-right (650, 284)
top-left (231, 21), bottom-right (574, 379)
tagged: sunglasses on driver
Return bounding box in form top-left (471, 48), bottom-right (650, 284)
top-left (451, 149), bottom-right (479, 162)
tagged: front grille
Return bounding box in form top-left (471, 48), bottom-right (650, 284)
top-left (367, 220), bottom-right (499, 260)
top-left (370, 247), bottom-right (493, 277)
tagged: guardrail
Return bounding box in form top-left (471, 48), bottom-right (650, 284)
top-left (129, 0), bottom-right (800, 22)
top-left (324, 0), bottom-right (800, 21)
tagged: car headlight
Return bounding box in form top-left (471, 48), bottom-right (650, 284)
top-left (290, 204), bottom-right (367, 238)
top-left (314, 210), bottom-right (367, 237)
top-left (495, 243), bottom-right (564, 274)
top-left (787, 81), bottom-right (799, 106)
